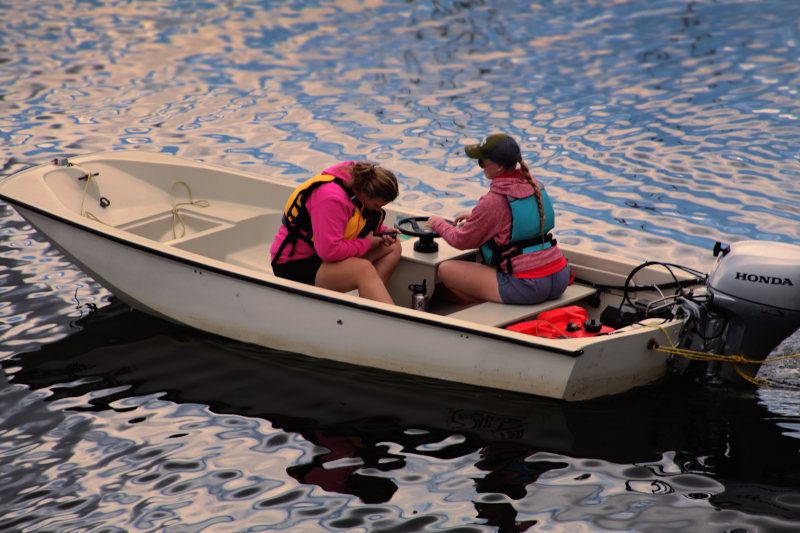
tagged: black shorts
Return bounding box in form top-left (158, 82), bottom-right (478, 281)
top-left (272, 255), bottom-right (323, 286)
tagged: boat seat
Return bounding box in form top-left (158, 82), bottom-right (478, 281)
top-left (444, 282), bottom-right (598, 327)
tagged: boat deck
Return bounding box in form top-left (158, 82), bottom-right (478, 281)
top-left (178, 201), bottom-right (601, 323)
top-left (35, 157), bottom-right (605, 331)
top-left (443, 283), bottom-right (598, 327)
top-left (0, 151), bottom-right (704, 400)
top-left (127, 203), bottom-right (601, 328)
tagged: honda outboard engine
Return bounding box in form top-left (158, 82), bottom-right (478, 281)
top-left (676, 240), bottom-right (800, 382)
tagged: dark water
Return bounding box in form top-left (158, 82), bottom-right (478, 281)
top-left (2, 0), bottom-right (800, 531)
top-left (2, 303), bottom-right (800, 532)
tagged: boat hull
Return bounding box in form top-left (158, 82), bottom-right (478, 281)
top-left (1, 151), bottom-right (687, 401)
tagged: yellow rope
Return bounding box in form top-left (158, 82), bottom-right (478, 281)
top-left (75, 164), bottom-right (106, 224)
top-left (731, 364), bottom-right (774, 387)
top-left (74, 166), bottom-right (209, 238)
top-left (646, 324), bottom-right (800, 387)
top-left (170, 181), bottom-right (210, 239)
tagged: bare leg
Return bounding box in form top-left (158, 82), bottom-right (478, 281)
top-left (436, 260), bottom-right (502, 303)
top-left (316, 256), bottom-right (395, 304)
top-left (365, 239), bottom-right (401, 283)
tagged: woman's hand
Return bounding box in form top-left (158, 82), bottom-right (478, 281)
top-left (425, 215), bottom-right (444, 229)
top-left (453, 211), bottom-right (472, 226)
top-left (370, 231), bottom-right (398, 248)
top-left (426, 212), bottom-right (470, 229)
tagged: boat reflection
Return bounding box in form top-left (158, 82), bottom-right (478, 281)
top-left (4, 299), bottom-right (799, 522)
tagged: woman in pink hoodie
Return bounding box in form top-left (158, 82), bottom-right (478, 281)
top-left (271, 161), bottom-right (401, 305)
top-left (427, 134), bottom-right (570, 305)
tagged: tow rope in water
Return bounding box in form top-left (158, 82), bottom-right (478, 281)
top-left (647, 325), bottom-right (800, 387)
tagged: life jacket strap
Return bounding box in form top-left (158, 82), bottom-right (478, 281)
top-left (491, 233), bottom-right (556, 273)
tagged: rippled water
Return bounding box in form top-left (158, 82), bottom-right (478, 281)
top-left (2, 0), bottom-right (800, 531)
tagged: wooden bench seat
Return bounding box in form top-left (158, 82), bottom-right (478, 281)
top-left (444, 282), bottom-right (598, 327)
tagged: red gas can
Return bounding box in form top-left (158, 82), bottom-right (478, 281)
top-left (506, 305), bottom-right (614, 339)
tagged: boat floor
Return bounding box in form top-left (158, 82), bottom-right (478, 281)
top-left (127, 205), bottom-right (603, 329)
top-left (14, 154), bottom-right (666, 335)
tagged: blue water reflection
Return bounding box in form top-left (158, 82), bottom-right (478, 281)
top-left (2, 0), bottom-right (800, 531)
top-left (3, 1), bottom-right (797, 268)
top-left (3, 306), bottom-right (800, 531)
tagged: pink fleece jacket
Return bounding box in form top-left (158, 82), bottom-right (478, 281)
top-left (429, 169), bottom-right (565, 275)
top-left (270, 162), bottom-right (387, 264)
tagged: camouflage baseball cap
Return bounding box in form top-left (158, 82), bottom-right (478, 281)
top-left (465, 134), bottom-right (521, 168)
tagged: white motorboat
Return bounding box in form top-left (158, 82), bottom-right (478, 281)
top-left (2, 150), bottom-right (798, 400)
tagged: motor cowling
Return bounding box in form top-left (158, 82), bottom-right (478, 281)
top-left (709, 240), bottom-right (800, 312)
top-left (705, 240), bottom-right (800, 378)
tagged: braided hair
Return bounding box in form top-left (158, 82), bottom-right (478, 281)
top-left (515, 157), bottom-right (546, 241)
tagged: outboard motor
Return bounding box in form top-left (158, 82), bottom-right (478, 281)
top-left (676, 240), bottom-right (800, 382)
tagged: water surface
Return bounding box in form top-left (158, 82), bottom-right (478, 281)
top-left (1, 1), bottom-right (799, 531)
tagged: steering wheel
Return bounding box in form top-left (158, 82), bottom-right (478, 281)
top-left (395, 216), bottom-right (441, 253)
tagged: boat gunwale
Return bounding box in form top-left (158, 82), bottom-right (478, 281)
top-left (1, 192), bottom-right (595, 358)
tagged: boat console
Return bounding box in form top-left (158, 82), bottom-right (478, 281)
top-left (384, 213), bottom-right (600, 326)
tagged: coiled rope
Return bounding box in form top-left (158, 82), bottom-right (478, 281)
top-left (647, 324), bottom-right (800, 387)
top-left (76, 165), bottom-right (209, 240)
top-left (170, 180), bottom-right (209, 239)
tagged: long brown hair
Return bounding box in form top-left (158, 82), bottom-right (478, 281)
top-left (350, 161), bottom-right (399, 202)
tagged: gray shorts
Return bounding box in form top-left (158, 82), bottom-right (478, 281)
top-left (496, 264), bottom-right (571, 305)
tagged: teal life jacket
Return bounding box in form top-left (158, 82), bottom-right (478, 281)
top-left (480, 189), bottom-right (556, 272)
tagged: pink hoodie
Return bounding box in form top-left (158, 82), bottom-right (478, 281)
top-left (430, 169), bottom-right (565, 275)
top-left (270, 162), bottom-right (387, 264)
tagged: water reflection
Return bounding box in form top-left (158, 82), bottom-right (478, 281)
top-left (3, 0), bottom-right (799, 272)
top-left (2, 301), bottom-right (799, 531)
top-left (0, 205), bottom-right (108, 358)
top-left (2, 0), bottom-right (800, 530)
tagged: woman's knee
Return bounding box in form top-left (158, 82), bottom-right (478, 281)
top-left (437, 260), bottom-right (470, 284)
top-left (385, 240), bottom-right (402, 264)
top-left (351, 257), bottom-right (388, 286)
top-left (317, 257), bottom-right (374, 289)
top-left (437, 260), bottom-right (457, 280)
top-left (346, 256), bottom-right (377, 276)
top-left (371, 240), bottom-right (401, 263)
top-left (389, 239), bottom-right (402, 256)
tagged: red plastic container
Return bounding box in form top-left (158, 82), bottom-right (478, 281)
top-left (506, 305), bottom-right (614, 339)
